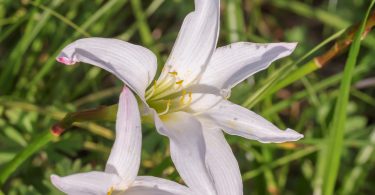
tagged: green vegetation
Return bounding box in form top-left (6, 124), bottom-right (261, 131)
top-left (1, 0), bottom-right (375, 194)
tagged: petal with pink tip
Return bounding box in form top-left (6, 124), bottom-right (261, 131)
top-left (57, 38), bottom-right (157, 100)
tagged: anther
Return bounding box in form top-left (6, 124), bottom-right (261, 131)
top-left (168, 71), bottom-right (178, 76)
top-left (175, 80), bottom-right (184, 85)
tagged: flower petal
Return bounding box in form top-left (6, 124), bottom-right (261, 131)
top-left (199, 100), bottom-right (303, 143)
top-left (199, 42), bottom-right (297, 90)
top-left (201, 125), bottom-right (243, 195)
top-left (153, 111), bottom-right (216, 195)
top-left (158, 0), bottom-right (220, 86)
top-left (186, 93), bottom-right (223, 113)
top-left (50, 172), bottom-right (121, 194)
top-left (57, 38), bottom-right (157, 99)
top-left (122, 176), bottom-right (192, 195)
top-left (105, 87), bottom-right (141, 185)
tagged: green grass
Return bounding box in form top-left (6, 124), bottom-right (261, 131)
top-left (1, 0), bottom-right (375, 194)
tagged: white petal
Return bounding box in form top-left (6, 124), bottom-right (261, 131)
top-left (186, 93), bottom-right (223, 113)
top-left (158, 0), bottom-right (220, 86)
top-left (57, 38), bottom-right (157, 99)
top-left (199, 100), bottom-right (303, 143)
top-left (201, 125), bottom-right (243, 195)
top-left (105, 87), bottom-right (141, 185)
top-left (50, 172), bottom-right (121, 195)
top-left (199, 42), bottom-right (297, 90)
top-left (122, 176), bottom-right (192, 195)
top-left (153, 111), bottom-right (216, 195)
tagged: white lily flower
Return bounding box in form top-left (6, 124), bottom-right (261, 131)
top-left (51, 87), bottom-right (192, 195)
top-left (56, 0), bottom-right (303, 194)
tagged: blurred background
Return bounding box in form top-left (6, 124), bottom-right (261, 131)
top-left (1, 0), bottom-right (375, 194)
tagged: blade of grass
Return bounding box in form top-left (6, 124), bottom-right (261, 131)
top-left (242, 146), bottom-right (318, 180)
top-left (262, 64), bottom-right (369, 117)
top-left (268, 0), bottom-right (348, 29)
top-left (322, 1), bottom-right (375, 194)
top-left (0, 12), bottom-right (28, 43)
top-left (242, 10), bottom-right (375, 109)
top-left (341, 128), bottom-right (375, 195)
top-left (0, 129), bottom-right (55, 185)
top-left (351, 88), bottom-right (375, 107)
top-left (269, 0), bottom-right (375, 48)
top-left (130, 0), bottom-right (162, 72)
top-left (0, 0), bottom-right (62, 94)
top-left (130, 0), bottom-right (154, 48)
top-left (29, 0), bottom-right (129, 90)
top-left (0, 100), bottom-right (117, 185)
top-left (261, 147), bottom-right (279, 195)
top-left (116, 0), bottom-right (164, 41)
top-left (224, 0), bottom-right (245, 42)
top-left (241, 28), bottom-right (345, 108)
top-left (29, 1), bottom-right (91, 37)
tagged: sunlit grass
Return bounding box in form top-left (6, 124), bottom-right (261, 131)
top-left (0, 0), bottom-right (375, 194)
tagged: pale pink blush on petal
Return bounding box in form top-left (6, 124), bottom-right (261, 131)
top-left (56, 57), bottom-right (76, 65)
top-left (50, 175), bottom-right (64, 192)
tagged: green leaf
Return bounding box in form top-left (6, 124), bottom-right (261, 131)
top-left (322, 1), bottom-right (375, 195)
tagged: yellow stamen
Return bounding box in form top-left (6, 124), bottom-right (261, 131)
top-left (107, 186), bottom-right (114, 195)
top-left (188, 92), bottom-right (192, 104)
top-left (180, 90), bottom-right (187, 104)
top-left (153, 80), bottom-right (157, 88)
top-left (146, 80), bottom-right (158, 100)
top-left (159, 99), bottom-right (171, 115)
top-left (168, 71), bottom-right (178, 76)
top-left (175, 80), bottom-right (184, 85)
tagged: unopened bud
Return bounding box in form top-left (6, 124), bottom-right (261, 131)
top-left (51, 124), bottom-right (65, 136)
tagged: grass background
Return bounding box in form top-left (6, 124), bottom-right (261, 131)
top-left (1, 0), bottom-right (375, 194)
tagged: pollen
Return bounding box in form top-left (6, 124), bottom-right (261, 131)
top-left (168, 71), bottom-right (178, 76)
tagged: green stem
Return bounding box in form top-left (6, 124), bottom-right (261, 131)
top-left (262, 65), bottom-right (368, 117)
top-left (242, 147), bottom-right (318, 180)
top-left (267, 60), bottom-right (319, 96)
top-left (130, 0), bottom-right (153, 47)
top-left (130, 0), bottom-right (163, 73)
top-left (322, 2), bottom-right (375, 194)
top-left (241, 28), bottom-right (345, 108)
top-left (55, 104), bottom-right (118, 134)
top-left (0, 130), bottom-right (54, 185)
top-left (341, 128), bottom-right (375, 195)
top-left (30, 1), bottom-right (91, 37)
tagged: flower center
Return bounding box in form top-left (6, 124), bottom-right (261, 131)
top-left (145, 71), bottom-right (193, 115)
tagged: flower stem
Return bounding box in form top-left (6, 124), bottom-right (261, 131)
top-left (52, 104), bottom-right (118, 135)
top-left (0, 129), bottom-right (55, 185)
